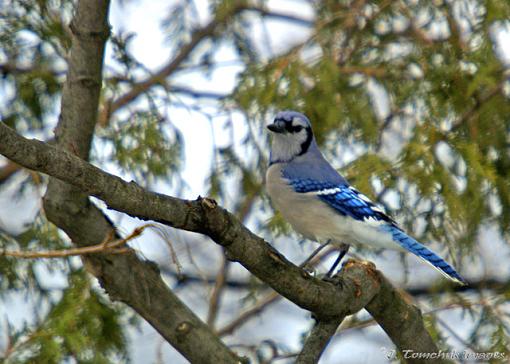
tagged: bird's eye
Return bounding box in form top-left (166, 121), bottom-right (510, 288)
top-left (293, 125), bottom-right (303, 132)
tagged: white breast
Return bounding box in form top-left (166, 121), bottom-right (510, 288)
top-left (265, 163), bottom-right (400, 250)
top-left (266, 164), bottom-right (351, 243)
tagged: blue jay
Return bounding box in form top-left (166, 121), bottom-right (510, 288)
top-left (266, 110), bottom-right (466, 285)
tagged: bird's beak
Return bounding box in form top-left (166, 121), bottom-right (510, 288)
top-left (267, 122), bottom-right (286, 133)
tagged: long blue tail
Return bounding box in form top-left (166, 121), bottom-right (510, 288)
top-left (384, 225), bottom-right (467, 285)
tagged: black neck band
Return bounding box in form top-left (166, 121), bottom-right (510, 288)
top-left (297, 127), bottom-right (313, 156)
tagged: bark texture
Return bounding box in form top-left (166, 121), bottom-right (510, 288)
top-left (36, 1), bottom-right (242, 363)
top-left (296, 318), bottom-right (344, 364)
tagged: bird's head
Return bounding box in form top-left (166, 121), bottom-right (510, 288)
top-left (267, 110), bottom-right (314, 164)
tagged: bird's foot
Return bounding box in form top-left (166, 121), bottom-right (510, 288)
top-left (319, 272), bottom-right (344, 290)
top-left (299, 240), bottom-right (332, 270)
top-left (325, 243), bottom-right (350, 278)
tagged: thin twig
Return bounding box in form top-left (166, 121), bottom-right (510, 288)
top-left (98, 3), bottom-right (249, 126)
top-left (207, 256), bottom-right (230, 327)
top-left (152, 225), bottom-right (183, 276)
top-left (1, 224), bottom-right (156, 259)
top-left (217, 291), bottom-right (281, 337)
top-left (245, 6), bottom-right (313, 27)
top-left (436, 316), bottom-right (479, 353)
top-left (207, 181), bottom-right (260, 328)
top-left (451, 83), bottom-right (504, 132)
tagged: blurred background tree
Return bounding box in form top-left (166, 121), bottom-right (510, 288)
top-left (0, 0), bottom-right (509, 362)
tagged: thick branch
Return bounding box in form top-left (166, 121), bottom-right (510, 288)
top-left (0, 123), bottom-right (443, 361)
top-left (0, 124), bottom-right (375, 316)
top-left (366, 275), bottom-right (442, 364)
top-left (37, 1), bottom-right (242, 363)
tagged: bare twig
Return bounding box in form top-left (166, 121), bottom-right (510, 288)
top-left (152, 225), bottom-right (183, 276)
top-left (0, 224), bottom-right (154, 258)
top-left (207, 256), bottom-right (230, 327)
top-left (171, 86), bottom-right (228, 99)
top-left (436, 317), bottom-right (479, 352)
top-left (98, 3), bottom-right (249, 126)
top-left (218, 291), bottom-right (280, 337)
top-left (246, 6), bottom-right (313, 27)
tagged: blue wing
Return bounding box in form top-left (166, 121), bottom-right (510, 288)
top-left (288, 178), bottom-right (397, 226)
top-left (288, 178), bottom-right (467, 284)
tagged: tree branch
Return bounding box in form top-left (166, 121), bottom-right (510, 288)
top-left (296, 318), bottom-right (343, 364)
top-left (0, 122), bottom-right (444, 361)
top-left (36, 1), bottom-right (242, 363)
top-left (365, 272), bottom-right (442, 363)
top-left (217, 292), bottom-right (280, 337)
top-left (451, 83), bottom-right (503, 132)
top-left (0, 123), bottom-right (373, 315)
top-left (407, 278), bottom-right (509, 297)
top-left (0, 160), bottom-right (21, 186)
top-left (98, 2), bottom-right (249, 126)
top-left (207, 256), bottom-right (230, 327)
top-left (245, 6), bottom-right (313, 27)
top-left (171, 86), bottom-right (229, 100)
top-left (0, 225), bottom-right (141, 258)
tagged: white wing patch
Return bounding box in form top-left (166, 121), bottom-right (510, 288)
top-left (362, 216), bottom-right (386, 226)
top-left (314, 187), bottom-right (342, 195)
top-left (348, 186), bottom-right (386, 214)
top-left (309, 185), bottom-right (388, 217)
top-left (349, 186), bottom-right (371, 202)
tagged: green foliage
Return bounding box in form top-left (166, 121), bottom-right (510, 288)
top-left (266, 211), bottom-right (293, 238)
top-left (105, 111), bottom-right (183, 183)
top-left (0, 214), bottom-right (68, 293)
top-left (0, 0), bottom-right (71, 130)
top-left (233, 0), bottom-right (510, 247)
top-left (487, 0), bottom-right (510, 22)
top-left (2, 270), bottom-right (127, 364)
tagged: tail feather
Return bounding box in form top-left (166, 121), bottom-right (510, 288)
top-left (385, 226), bottom-right (467, 285)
